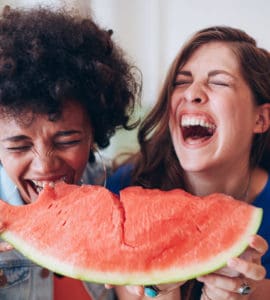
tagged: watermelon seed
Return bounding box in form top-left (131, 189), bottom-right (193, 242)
top-left (196, 225), bottom-right (202, 233)
top-left (61, 220), bottom-right (67, 226)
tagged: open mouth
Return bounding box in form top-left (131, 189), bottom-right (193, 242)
top-left (181, 115), bottom-right (216, 142)
top-left (29, 176), bottom-right (68, 194)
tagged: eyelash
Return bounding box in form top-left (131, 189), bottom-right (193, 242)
top-left (6, 140), bottom-right (82, 152)
top-left (57, 140), bottom-right (81, 146)
top-left (210, 81), bottom-right (229, 87)
top-left (173, 81), bottom-right (191, 86)
top-left (173, 81), bottom-right (229, 87)
top-left (7, 146), bottom-right (31, 152)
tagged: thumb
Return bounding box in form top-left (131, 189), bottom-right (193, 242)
top-left (0, 241), bottom-right (13, 252)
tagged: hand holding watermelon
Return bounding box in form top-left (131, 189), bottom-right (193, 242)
top-left (198, 234), bottom-right (268, 299)
top-left (0, 224), bottom-right (13, 252)
top-left (105, 235), bottom-right (267, 299)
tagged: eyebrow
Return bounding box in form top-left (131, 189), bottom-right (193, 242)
top-left (176, 69), bottom-right (235, 79)
top-left (1, 135), bottom-right (30, 142)
top-left (175, 70), bottom-right (191, 76)
top-left (55, 130), bottom-right (82, 137)
top-left (1, 130), bottom-right (82, 142)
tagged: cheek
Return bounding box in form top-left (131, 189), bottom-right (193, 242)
top-left (169, 93), bottom-right (181, 127)
top-left (212, 99), bottom-right (239, 125)
top-left (0, 155), bottom-right (25, 182)
top-left (66, 145), bottom-right (91, 170)
top-left (170, 91), bottom-right (182, 113)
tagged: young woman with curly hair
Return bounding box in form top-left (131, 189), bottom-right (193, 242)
top-left (0, 6), bottom-right (141, 300)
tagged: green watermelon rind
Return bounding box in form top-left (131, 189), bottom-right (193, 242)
top-left (0, 207), bottom-right (262, 285)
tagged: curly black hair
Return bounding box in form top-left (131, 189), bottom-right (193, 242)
top-left (0, 6), bottom-right (141, 153)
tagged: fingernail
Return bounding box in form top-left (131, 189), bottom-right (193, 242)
top-left (197, 276), bottom-right (205, 282)
top-left (126, 286), bottom-right (143, 296)
top-left (135, 286), bottom-right (143, 296)
top-left (0, 242), bottom-right (13, 251)
top-left (5, 244), bottom-right (13, 250)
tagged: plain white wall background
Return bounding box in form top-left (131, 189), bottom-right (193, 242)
top-left (90, 0), bottom-right (270, 108)
top-left (2, 0), bottom-right (269, 108)
top-left (1, 0), bottom-right (270, 157)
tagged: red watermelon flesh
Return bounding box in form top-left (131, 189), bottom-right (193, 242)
top-left (0, 182), bottom-right (262, 285)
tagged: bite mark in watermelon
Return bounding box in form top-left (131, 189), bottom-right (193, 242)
top-left (0, 182), bottom-right (262, 285)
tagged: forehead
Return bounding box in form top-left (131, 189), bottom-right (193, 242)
top-left (180, 42), bottom-right (240, 72)
top-left (0, 100), bottom-right (91, 135)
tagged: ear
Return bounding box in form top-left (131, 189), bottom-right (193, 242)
top-left (254, 103), bottom-right (270, 133)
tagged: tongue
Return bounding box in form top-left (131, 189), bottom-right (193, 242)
top-left (183, 126), bottom-right (212, 138)
top-left (185, 136), bottom-right (211, 145)
top-left (183, 125), bottom-right (213, 144)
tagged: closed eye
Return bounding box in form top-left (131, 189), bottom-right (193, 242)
top-left (210, 81), bottom-right (229, 87)
top-left (174, 80), bottom-right (192, 87)
top-left (55, 140), bottom-right (81, 148)
top-left (6, 146), bottom-right (31, 152)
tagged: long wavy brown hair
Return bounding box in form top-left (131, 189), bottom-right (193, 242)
top-left (132, 25), bottom-right (270, 188)
top-left (131, 26), bottom-right (270, 299)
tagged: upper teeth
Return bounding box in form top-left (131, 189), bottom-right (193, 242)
top-left (181, 116), bottom-right (215, 129)
top-left (32, 176), bottom-right (67, 190)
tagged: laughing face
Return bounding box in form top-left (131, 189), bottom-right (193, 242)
top-left (0, 100), bottom-right (93, 203)
top-left (169, 42), bottom-right (261, 174)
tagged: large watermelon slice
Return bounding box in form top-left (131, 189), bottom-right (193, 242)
top-left (0, 182), bottom-right (262, 285)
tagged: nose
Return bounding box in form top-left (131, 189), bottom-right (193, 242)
top-left (31, 151), bottom-right (61, 174)
top-left (183, 82), bottom-right (208, 104)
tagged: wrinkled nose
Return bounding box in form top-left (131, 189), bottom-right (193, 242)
top-left (31, 152), bottom-right (61, 174)
top-left (183, 82), bottom-right (208, 104)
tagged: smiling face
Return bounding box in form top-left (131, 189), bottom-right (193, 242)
top-left (0, 100), bottom-right (93, 203)
top-left (169, 41), bottom-right (263, 174)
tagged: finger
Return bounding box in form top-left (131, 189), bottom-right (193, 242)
top-left (126, 285), bottom-right (144, 296)
top-left (155, 282), bottom-right (183, 292)
top-left (0, 241), bottom-right (13, 251)
top-left (214, 265), bottom-right (240, 277)
top-left (238, 235), bottom-right (268, 264)
top-left (248, 235), bottom-right (268, 255)
top-left (104, 284), bottom-right (113, 289)
top-left (239, 247), bottom-right (262, 265)
top-left (228, 257), bottom-right (266, 280)
top-left (198, 273), bottom-right (254, 293)
top-left (202, 284), bottom-right (234, 300)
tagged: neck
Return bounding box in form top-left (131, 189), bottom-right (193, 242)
top-left (185, 167), bottom-right (252, 202)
